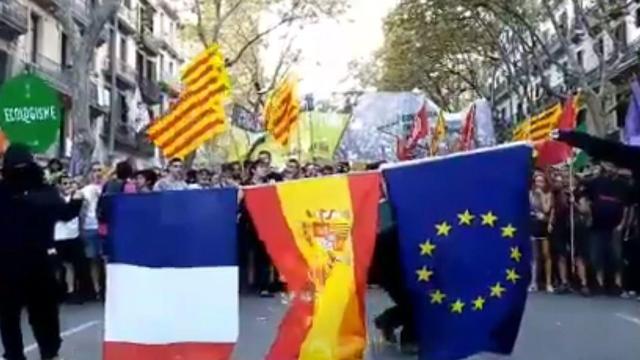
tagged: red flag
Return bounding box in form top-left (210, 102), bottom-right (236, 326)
top-left (396, 138), bottom-right (410, 161)
top-left (407, 103), bottom-right (429, 147)
top-left (458, 104), bottom-right (476, 151)
top-left (396, 103), bottom-right (430, 160)
top-left (535, 96), bottom-right (577, 167)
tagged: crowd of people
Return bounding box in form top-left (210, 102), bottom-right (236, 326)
top-left (529, 163), bottom-right (640, 298)
top-left (0, 128), bottom-right (639, 359)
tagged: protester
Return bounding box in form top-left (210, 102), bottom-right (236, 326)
top-left (54, 175), bottom-right (87, 303)
top-left (79, 163), bottom-right (104, 301)
top-left (153, 158), bottom-right (188, 191)
top-left (529, 172), bottom-right (554, 293)
top-left (0, 144), bottom-right (82, 360)
top-left (548, 172), bottom-right (571, 293)
top-left (134, 169), bottom-right (158, 193)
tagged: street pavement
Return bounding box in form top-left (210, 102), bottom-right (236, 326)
top-left (5, 290), bottom-right (640, 360)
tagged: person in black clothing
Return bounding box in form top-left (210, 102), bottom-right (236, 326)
top-left (0, 144), bottom-right (82, 360)
top-left (556, 130), bottom-right (640, 294)
top-left (556, 130), bottom-right (639, 208)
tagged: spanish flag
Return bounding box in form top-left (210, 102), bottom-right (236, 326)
top-left (244, 173), bottom-right (380, 360)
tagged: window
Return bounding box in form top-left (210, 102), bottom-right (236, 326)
top-left (30, 13), bottom-right (40, 63)
top-left (595, 37), bottom-right (605, 57)
top-left (636, 8), bottom-right (640, 27)
top-left (119, 36), bottom-right (127, 62)
top-left (558, 12), bottom-right (568, 37)
top-left (124, 0), bottom-right (132, 9)
top-left (615, 22), bottom-right (627, 47)
top-left (576, 50), bottom-right (584, 68)
top-left (169, 61), bottom-right (174, 75)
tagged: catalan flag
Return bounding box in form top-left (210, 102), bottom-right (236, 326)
top-left (512, 103), bottom-right (562, 142)
top-left (147, 45), bottom-right (230, 159)
top-left (264, 76), bottom-right (301, 146)
top-left (430, 110), bottom-right (447, 155)
top-left (383, 144), bottom-right (532, 360)
top-left (243, 173), bottom-right (380, 360)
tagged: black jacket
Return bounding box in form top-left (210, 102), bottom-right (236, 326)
top-left (0, 145), bottom-right (82, 281)
top-left (558, 130), bottom-right (640, 206)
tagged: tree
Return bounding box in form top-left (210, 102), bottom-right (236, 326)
top-left (183, 0), bottom-right (345, 110)
top-left (367, 0), bottom-right (500, 110)
top-left (426, 0), bottom-right (635, 136)
top-left (54, 0), bottom-right (122, 173)
top-left (182, 0), bottom-right (346, 164)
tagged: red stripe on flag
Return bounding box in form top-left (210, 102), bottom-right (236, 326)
top-left (149, 85), bottom-right (225, 142)
top-left (243, 186), bottom-right (313, 359)
top-left (164, 118), bottom-right (225, 159)
top-left (103, 342), bottom-right (234, 360)
top-left (347, 173), bottom-right (381, 327)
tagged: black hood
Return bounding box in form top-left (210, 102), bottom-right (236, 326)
top-left (3, 143), bottom-right (34, 170)
top-left (1, 144), bottom-right (44, 192)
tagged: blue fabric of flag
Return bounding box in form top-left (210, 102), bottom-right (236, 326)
top-left (383, 144), bottom-right (532, 360)
top-left (107, 189), bottom-right (238, 268)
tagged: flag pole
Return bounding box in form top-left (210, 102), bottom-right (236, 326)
top-left (569, 159), bottom-right (576, 273)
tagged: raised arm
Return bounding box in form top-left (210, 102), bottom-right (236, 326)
top-left (557, 130), bottom-right (640, 170)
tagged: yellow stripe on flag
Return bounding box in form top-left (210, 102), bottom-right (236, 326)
top-left (276, 176), bottom-right (364, 360)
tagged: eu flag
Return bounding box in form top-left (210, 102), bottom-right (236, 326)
top-left (382, 144), bottom-right (532, 360)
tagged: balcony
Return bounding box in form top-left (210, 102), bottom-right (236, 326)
top-left (159, 33), bottom-right (182, 59)
top-left (158, 0), bottom-right (179, 21)
top-left (139, 77), bottom-right (162, 104)
top-left (89, 81), bottom-right (108, 114)
top-left (32, 0), bottom-right (90, 26)
top-left (138, 29), bottom-right (162, 55)
top-left (159, 71), bottom-right (182, 96)
top-left (118, 5), bottom-right (137, 34)
top-left (0, 0), bottom-right (28, 40)
top-left (102, 57), bottom-right (138, 89)
top-left (28, 54), bottom-right (72, 95)
top-left (102, 120), bottom-right (155, 157)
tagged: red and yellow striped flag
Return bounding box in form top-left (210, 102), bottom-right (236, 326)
top-left (512, 103), bottom-right (563, 142)
top-left (264, 76), bottom-right (300, 146)
top-left (244, 173), bottom-right (380, 360)
top-left (430, 110), bottom-right (447, 155)
top-left (147, 45), bottom-right (230, 159)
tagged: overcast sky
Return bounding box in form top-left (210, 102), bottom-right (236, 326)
top-left (264, 0), bottom-right (398, 99)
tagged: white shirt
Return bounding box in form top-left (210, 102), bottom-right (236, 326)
top-left (55, 195), bottom-right (80, 241)
top-left (81, 183), bottom-right (102, 230)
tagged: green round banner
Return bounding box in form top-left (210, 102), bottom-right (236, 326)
top-left (0, 73), bottom-right (61, 153)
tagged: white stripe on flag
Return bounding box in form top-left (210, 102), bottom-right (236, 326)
top-left (105, 264), bottom-right (238, 344)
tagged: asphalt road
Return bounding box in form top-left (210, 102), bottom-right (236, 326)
top-left (6, 290), bottom-right (640, 360)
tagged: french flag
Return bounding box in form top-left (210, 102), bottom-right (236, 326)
top-left (103, 189), bottom-right (239, 360)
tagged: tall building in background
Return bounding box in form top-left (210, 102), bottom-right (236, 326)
top-left (0, 0), bottom-right (188, 165)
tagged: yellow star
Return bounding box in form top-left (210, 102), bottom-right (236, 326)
top-left (450, 299), bottom-right (465, 314)
top-left (435, 221), bottom-right (452, 236)
top-left (416, 266), bottom-right (434, 282)
top-left (419, 239), bottom-right (437, 256)
top-left (430, 289), bottom-right (446, 304)
top-left (457, 210), bottom-right (475, 226)
top-left (472, 296), bottom-right (486, 311)
top-left (510, 246), bottom-right (522, 262)
top-left (481, 211), bottom-right (498, 227)
top-left (501, 224), bottom-right (517, 238)
top-left (506, 268), bottom-right (521, 284)
top-left (490, 282), bottom-right (506, 298)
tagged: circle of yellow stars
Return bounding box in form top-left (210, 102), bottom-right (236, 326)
top-left (416, 210), bottom-right (523, 315)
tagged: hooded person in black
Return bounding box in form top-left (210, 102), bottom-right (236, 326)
top-left (555, 130), bottom-right (639, 206)
top-left (0, 144), bottom-right (82, 360)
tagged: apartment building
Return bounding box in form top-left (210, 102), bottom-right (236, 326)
top-left (490, 0), bottom-right (640, 132)
top-left (0, 0), bottom-right (185, 161)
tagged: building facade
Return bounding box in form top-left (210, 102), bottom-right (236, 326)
top-left (0, 0), bottom-right (186, 164)
top-left (491, 0), bottom-right (640, 134)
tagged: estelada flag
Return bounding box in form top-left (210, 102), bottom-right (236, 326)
top-left (244, 173), bottom-right (380, 360)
